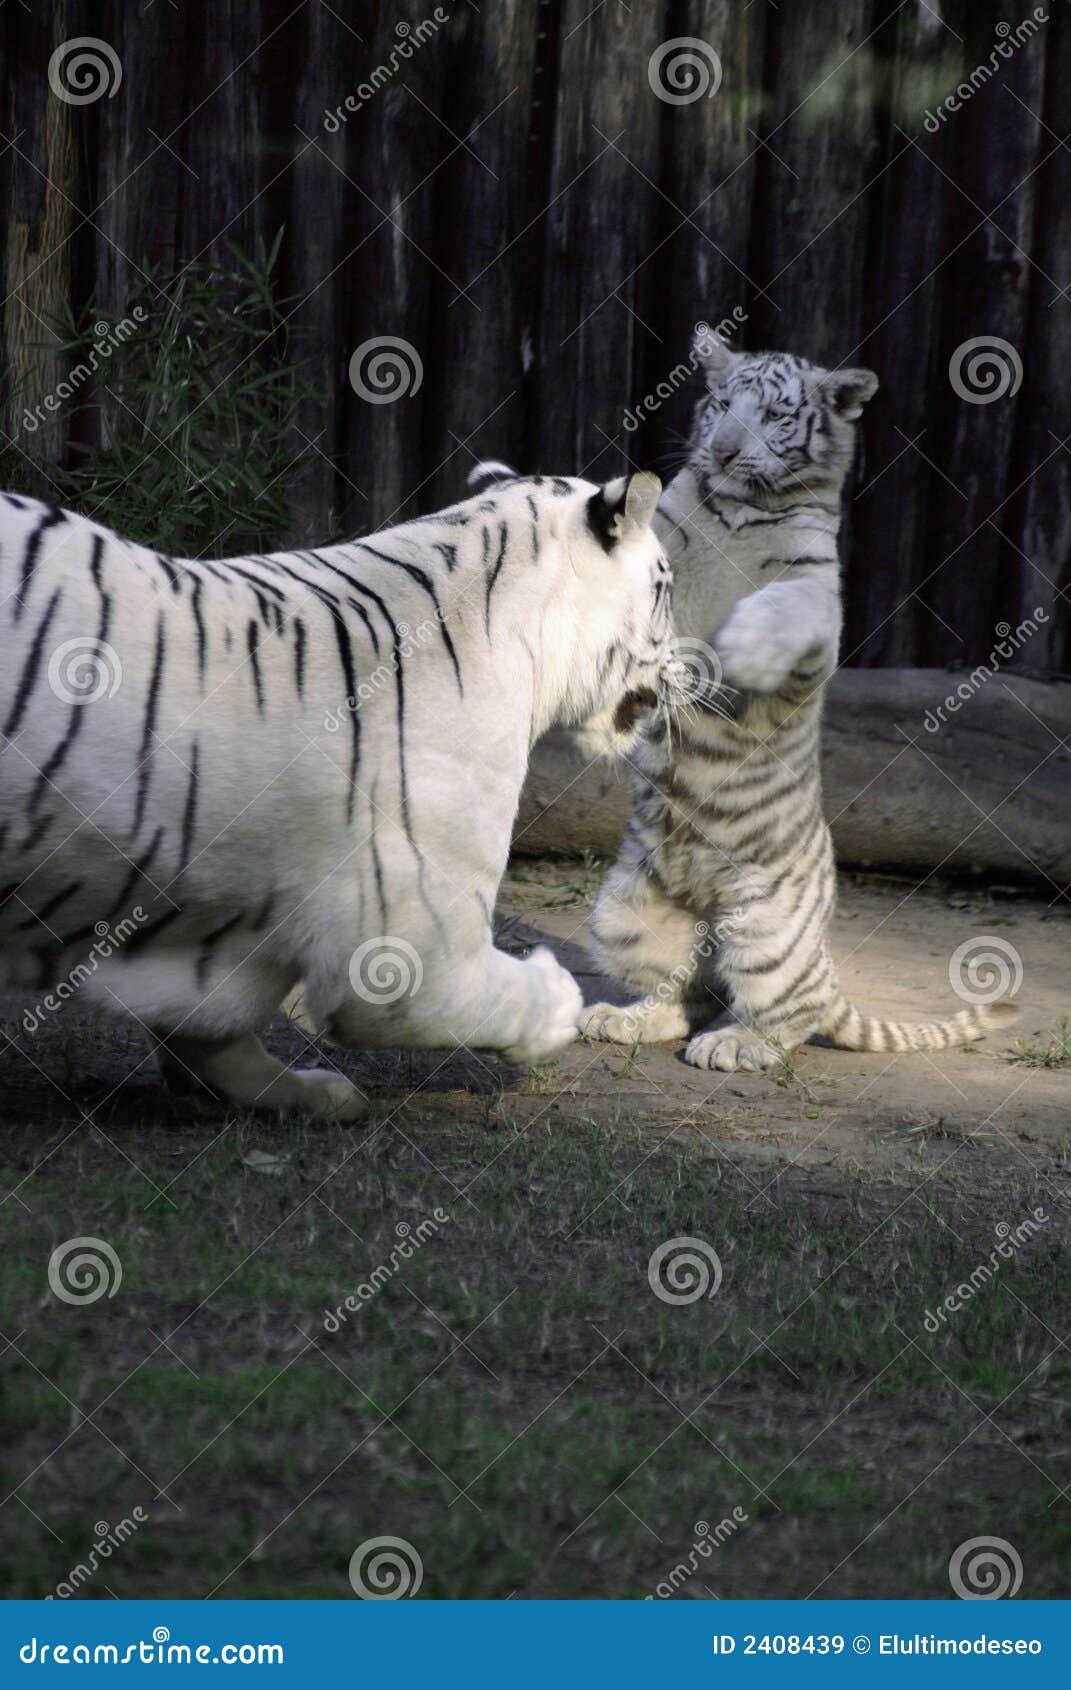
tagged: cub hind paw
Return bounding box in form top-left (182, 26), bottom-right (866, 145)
top-left (685, 1029), bottom-right (783, 1073)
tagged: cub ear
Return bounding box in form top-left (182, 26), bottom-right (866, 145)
top-left (693, 322), bottom-right (736, 388)
top-left (587, 471), bottom-right (662, 550)
top-left (819, 367), bottom-right (879, 420)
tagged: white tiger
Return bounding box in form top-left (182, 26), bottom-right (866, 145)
top-left (0, 471), bottom-right (672, 1117)
top-left (578, 330), bottom-right (1018, 1068)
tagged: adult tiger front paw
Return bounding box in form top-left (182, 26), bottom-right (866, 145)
top-left (502, 946), bottom-right (583, 1066)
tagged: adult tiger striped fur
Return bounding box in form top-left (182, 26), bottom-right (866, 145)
top-left (574, 330), bottom-right (1018, 1070)
top-left (0, 470), bottom-right (671, 1116)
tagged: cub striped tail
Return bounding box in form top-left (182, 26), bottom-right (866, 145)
top-left (819, 995), bottom-right (1019, 1053)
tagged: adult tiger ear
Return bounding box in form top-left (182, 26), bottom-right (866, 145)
top-left (587, 471), bottom-right (662, 550)
top-left (819, 367), bottom-right (879, 420)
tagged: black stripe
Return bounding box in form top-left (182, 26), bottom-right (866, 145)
top-left (294, 617), bottom-right (307, 699)
top-left (2, 586), bottom-right (63, 738)
top-left (190, 577), bottom-right (207, 686)
top-left (14, 507), bottom-right (65, 622)
top-left (107, 825), bottom-right (165, 919)
top-left (155, 553), bottom-right (182, 593)
top-left (30, 535), bottom-right (111, 809)
top-left (485, 521), bottom-right (509, 638)
top-left (16, 879), bottom-right (83, 930)
top-left (247, 620), bottom-right (265, 717)
top-left (196, 910), bottom-right (245, 989)
top-left (132, 612), bottom-right (167, 837)
top-left (124, 904), bottom-right (184, 955)
top-left (177, 740), bottom-right (200, 875)
top-left (327, 607), bottom-right (361, 823)
top-left (352, 543), bottom-right (462, 695)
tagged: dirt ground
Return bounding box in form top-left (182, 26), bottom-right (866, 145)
top-left (496, 859), bottom-right (1071, 1202)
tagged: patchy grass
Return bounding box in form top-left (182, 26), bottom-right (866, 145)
top-left (2, 1011), bottom-right (1069, 1601)
top-left (1013, 1015), bottom-right (1071, 1070)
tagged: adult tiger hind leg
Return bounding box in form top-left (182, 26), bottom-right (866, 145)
top-left (580, 851), bottom-right (717, 1045)
top-left (157, 1031), bottom-right (367, 1121)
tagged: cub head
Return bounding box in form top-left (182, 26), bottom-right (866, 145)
top-left (689, 327), bottom-right (878, 505)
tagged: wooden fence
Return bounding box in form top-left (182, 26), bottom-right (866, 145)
top-left (2, 0), bottom-right (1069, 671)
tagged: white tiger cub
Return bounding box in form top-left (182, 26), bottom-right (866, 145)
top-left (0, 471), bottom-right (671, 1117)
top-left (579, 330), bottom-right (1018, 1070)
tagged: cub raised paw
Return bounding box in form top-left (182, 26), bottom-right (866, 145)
top-left (685, 1028), bottom-right (786, 1073)
top-left (714, 590), bottom-right (815, 695)
top-left (503, 946), bottom-right (583, 1066)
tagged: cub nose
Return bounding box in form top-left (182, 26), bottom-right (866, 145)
top-left (712, 444), bottom-right (738, 466)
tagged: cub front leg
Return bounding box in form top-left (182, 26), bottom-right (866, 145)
top-left (714, 579), bottom-right (840, 696)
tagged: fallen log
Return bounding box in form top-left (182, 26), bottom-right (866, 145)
top-left (514, 669), bottom-right (1071, 887)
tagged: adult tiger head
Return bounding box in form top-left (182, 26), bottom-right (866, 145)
top-left (466, 464), bottom-right (675, 756)
top-left (689, 329), bottom-right (878, 507)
